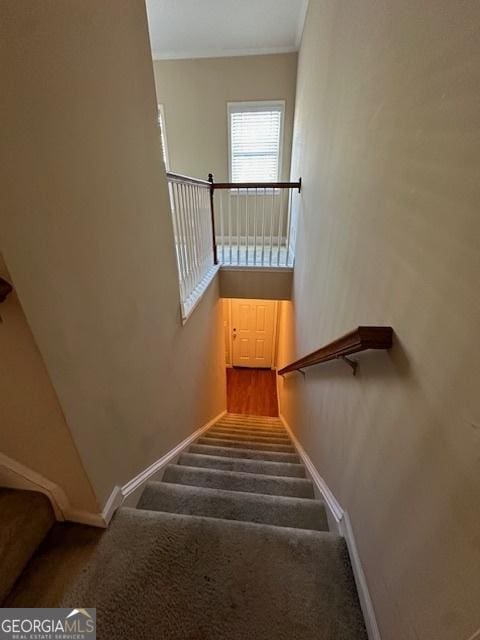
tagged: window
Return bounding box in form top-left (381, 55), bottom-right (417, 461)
top-left (228, 101), bottom-right (284, 183)
top-left (157, 104), bottom-right (170, 170)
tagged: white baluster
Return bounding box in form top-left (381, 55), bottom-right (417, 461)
top-left (236, 188), bottom-right (240, 266)
top-left (285, 187), bottom-right (293, 267)
top-left (219, 189), bottom-right (224, 264)
top-left (253, 188), bottom-right (258, 266)
top-left (277, 188), bottom-right (285, 267)
top-left (269, 188), bottom-right (275, 266)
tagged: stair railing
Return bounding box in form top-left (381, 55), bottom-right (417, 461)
top-left (166, 171), bottom-right (218, 320)
top-left (278, 326), bottom-right (393, 376)
top-left (209, 174), bottom-right (301, 268)
top-left (165, 170), bottom-right (302, 319)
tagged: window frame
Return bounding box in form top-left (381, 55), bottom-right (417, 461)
top-left (227, 100), bottom-right (285, 186)
top-left (158, 103), bottom-right (170, 171)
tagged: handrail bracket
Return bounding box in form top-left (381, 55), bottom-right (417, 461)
top-left (338, 355), bottom-right (358, 376)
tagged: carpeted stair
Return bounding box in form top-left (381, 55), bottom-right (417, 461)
top-left (0, 488), bottom-right (54, 602)
top-left (5, 413), bottom-right (367, 639)
top-left (138, 414), bottom-right (327, 530)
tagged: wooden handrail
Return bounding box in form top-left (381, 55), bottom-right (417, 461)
top-left (166, 171), bottom-right (211, 187)
top-left (212, 179), bottom-right (301, 192)
top-left (278, 326), bottom-right (393, 376)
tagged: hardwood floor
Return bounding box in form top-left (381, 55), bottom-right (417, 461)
top-left (226, 367), bottom-right (278, 417)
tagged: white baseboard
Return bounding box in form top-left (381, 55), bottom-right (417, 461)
top-left (340, 511), bottom-right (382, 640)
top-left (0, 452), bottom-right (106, 527)
top-left (279, 415), bottom-right (344, 523)
top-left (101, 409), bottom-right (227, 524)
top-left (278, 413), bottom-right (381, 640)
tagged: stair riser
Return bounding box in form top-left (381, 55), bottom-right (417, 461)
top-left (189, 444), bottom-right (300, 464)
top-left (138, 483), bottom-right (328, 531)
top-left (216, 421), bottom-right (284, 433)
top-left (222, 415), bottom-right (282, 426)
top-left (163, 465), bottom-right (314, 499)
top-left (205, 431), bottom-right (291, 445)
top-left (210, 429), bottom-right (290, 441)
top-left (197, 437), bottom-right (295, 453)
top-left (178, 453), bottom-right (306, 478)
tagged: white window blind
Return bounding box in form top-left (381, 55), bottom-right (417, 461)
top-left (229, 102), bottom-right (284, 182)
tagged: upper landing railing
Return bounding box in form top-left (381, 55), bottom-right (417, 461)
top-left (166, 170), bottom-right (301, 320)
top-left (209, 174), bottom-right (302, 269)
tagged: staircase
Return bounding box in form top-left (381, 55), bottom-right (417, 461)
top-left (3, 414), bottom-right (367, 640)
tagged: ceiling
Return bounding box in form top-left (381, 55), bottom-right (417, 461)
top-left (145, 0), bottom-right (308, 60)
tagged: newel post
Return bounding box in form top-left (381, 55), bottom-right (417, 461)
top-left (208, 173), bottom-right (218, 265)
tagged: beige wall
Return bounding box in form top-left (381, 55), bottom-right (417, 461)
top-left (0, 256), bottom-right (98, 513)
top-left (0, 1), bottom-right (226, 509)
top-left (277, 2), bottom-right (480, 640)
top-left (153, 53), bottom-right (297, 181)
top-left (219, 269), bottom-right (292, 301)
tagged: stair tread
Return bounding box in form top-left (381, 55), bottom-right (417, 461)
top-left (178, 452), bottom-right (306, 477)
top-left (163, 464), bottom-right (314, 498)
top-left (137, 481), bottom-right (327, 531)
top-left (210, 426), bottom-right (289, 438)
top-left (6, 508), bottom-right (367, 640)
top-left (189, 443), bottom-right (300, 463)
top-left (197, 436), bottom-right (295, 452)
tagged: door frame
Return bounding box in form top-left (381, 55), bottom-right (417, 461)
top-left (227, 299), bottom-right (278, 369)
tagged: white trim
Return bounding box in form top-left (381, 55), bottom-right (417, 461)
top-left (279, 416), bottom-right (344, 523)
top-left (101, 409), bottom-right (227, 523)
top-left (340, 511), bottom-right (382, 640)
top-left (0, 452), bottom-right (106, 527)
top-left (65, 507), bottom-right (106, 528)
top-left (100, 486), bottom-right (124, 526)
top-left (181, 263), bottom-right (220, 324)
top-left (271, 300), bottom-right (279, 369)
top-left (227, 100), bottom-right (285, 184)
top-left (220, 265), bottom-right (293, 273)
top-left (278, 412), bottom-right (381, 640)
top-left (157, 103), bottom-right (170, 171)
top-left (151, 46), bottom-right (298, 61)
top-left (295, 0), bottom-right (309, 48)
